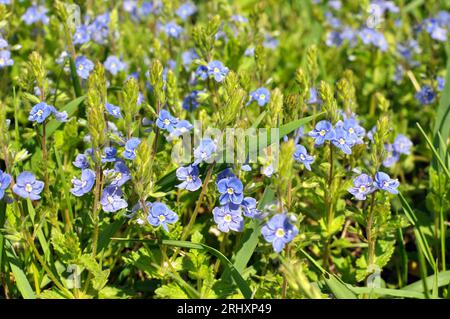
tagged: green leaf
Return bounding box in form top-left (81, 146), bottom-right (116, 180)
top-left (112, 238), bottom-right (252, 299)
top-left (398, 192), bottom-right (436, 270)
top-left (5, 240), bottom-right (36, 299)
top-left (417, 123), bottom-right (450, 179)
top-left (402, 271), bottom-right (450, 292)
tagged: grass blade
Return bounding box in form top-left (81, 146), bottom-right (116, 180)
top-left (46, 96), bottom-right (86, 137)
top-left (417, 123), bottom-right (450, 179)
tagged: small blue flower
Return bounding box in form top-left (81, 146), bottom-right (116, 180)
top-left (308, 120), bottom-right (335, 146)
top-left (104, 56), bottom-right (126, 75)
top-left (332, 127), bottom-right (354, 155)
top-left (241, 197), bottom-right (262, 218)
top-left (293, 145), bottom-right (315, 171)
top-left (358, 28), bottom-right (388, 51)
top-left (207, 60), bottom-right (229, 82)
top-left (393, 134), bottom-right (413, 155)
top-left (100, 186), bottom-right (128, 212)
top-left (437, 76), bottom-right (445, 92)
top-left (176, 165), bottom-right (202, 191)
top-left (195, 65), bottom-right (208, 81)
top-left (262, 214), bottom-right (298, 253)
top-left (424, 18), bottom-right (447, 42)
top-left (12, 171), bottom-right (44, 200)
top-left (383, 144), bottom-right (399, 168)
top-left (249, 87), bottom-right (270, 107)
top-left (348, 174), bottom-right (374, 200)
top-left (182, 49), bottom-right (198, 70)
top-left (164, 21), bottom-right (183, 39)
top-left (213, 205), bottom-right (244, 233)
top-left (176, 2), bottom-right (197, 21)
top-left (29, 102), bottom-right (53, 123)
top-left (73, 154), bottom-right (90, 169)
top-left (182, 90), bottom-right (202, 111)
top-left (22, 5), bottom-right (49, 25)
top-left (307, 88), bottom-right (321, 105)
top-left (70, 169), bottom-right (95, 197)
top-left (102, 147), bottom-right (117, 163)
top-left (193, 138), bottom-right (217, 165)
top-left (0, 50), bottom-right (13, 68)
top-left (75, 56), bottom-right (94, 79)
top-left (88, 13), bottom-right (110, 45)
top-left (156, 109), bottom-right (178, 132)
top-left (374, 171), bottom-right (400, 194)
top-left (0, 170), bottom-right (12, 200)
top-left (415, 85), bottom-right (435, 105)
top-left (105, 103), bottom-right (122, 118)
top-left (338, 117), bottom-right (365, 144)
top-left (108, 161), bottom-right (131, 187)
top-left (217, 177), bottom-right (244, 205)
top-left (147, 202), bottom-right (178, 232)
top-left (123, 137), bottom-right (141, 160)
top-left (169, 120), bottom-right (193, 139)
top-left (73, 25), bottom-right (90, 45)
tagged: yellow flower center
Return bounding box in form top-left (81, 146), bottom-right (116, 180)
top-left (349, 127), bottom-right (354, 134)
top-left (163, 119), bottom-right (170, 125)
top-left (359, 185), bottom-right (366, 192)
top-left (339, 138), bottom-right (345, 145)
top-left (227, 187), bottom-right (234, 194)
top-left (25, 183), bottom-right (33, 192)
top-left (259, 94), bottom-right (266, 100)
top-left (0, 58), bottom-right (4, 65)
top-left (159, 215), bottom-right (166, 222)
top-left (275, 228), bottom-right (285, 238)
top-left (78, 64), bottom-right (84, 70)
top-left (213, 67), bottom-right (220, 73)
top-left (37, 109), bottom-right (44, 116)
top-left (224, 214), bottom-right (232, 223)
top-left (300, 154), bottom-right (305, 160)
top-left (107, 196), bottom-right (114, 203)
top-left (186, 175), bottom-right (193, 182)
top-left (319, 130), bottom-right (326, 136)
top-left (116, 172), bottom-right (122, 181)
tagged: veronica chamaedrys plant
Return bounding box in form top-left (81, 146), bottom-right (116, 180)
top-left (121, 77), bottom-right (140, 139)
top-left (84, 62), bottom-right (108, 257)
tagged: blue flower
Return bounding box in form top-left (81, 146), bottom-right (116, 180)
top-left (169, 120), bottom-right (193, 139)
top-left (308, 120), bottom-right (335, 146)
top-left (75, 56), bottom-right (94, 79)
top-left (195, 65), bottom-right (208, 81)
top-left (105, 103), bottom-right (122, 118)
top-left (241, 197), bottom-right (262, 218)
top-left (22, 5), bottom-right (49, 25)
top-left (193, 138), bottom-right (217, 165)
top-left (182, 49), bottom-right (198, 70)
top-left (262, 214), bottom-right (298, 253)
top-left (217, 177), bottom-right (244, 205)
top-left (29, 102), bottom-right (53, 123)
top-left (374, 171), bottom-right (400, 194)
top-left (249, 87), bottom-right (270, 107)
top-left (70, 169), bottom-right (95, 197)
top-left (12, 171), bottom-right (44, 200)
top-left (307, 88), bottom-right (321, 105)
top-left (50, 106), bottom-right (69, 122)
top-left (100, 186), bottom-right (128, 212)
top-left (0, 50), bottom-right (13, 68)
top-left (383, 144), bottom-right (399, 168)
top-left (358, 28), bottom-right (388, 51)
top-left (338, 117), bottom-right (365, 144)
top-left (293, 145), bottom-right (315, 171)
top-left (182, 90), bottom-right (202, 111)
top-left (73, 154), bottom-right (90, 169)
top-left (176, 2), bottom-right (197, 20)
top-left (332, 127), bottom-right (354, 155)
top-left (393, 134), bottom-right (413, 155)
top-left (102, 147), bottom-right (117, 163)
top-left (207, 60), bottom-right (229, 82)
top-left (156, 109), bottom-right (178, 132)
top-left (437, 76), bottom-right (445, 92)
top-left (0, 170), bottom-right (12, 200)
top-left (213, 205), bottom-right (244, 232)
top-left (164, 21), bottom-right (183, 39)
top-left (108, 161), bottom-right (131, 187)
top-left (104, 56), bottom-right (126, 75)
top-left (88, 13), bottom-right (110, 45)
top-left (424, 18), bottom-right (447, 42)
top-left (176, 165), bottom-right (202, 191)
top-left (73, 25), bottom-right (90, 45)
top-left (415, 85), bottom-right (435, 105)
top-left (123, 137), bottom-right (141, 160)
top-left (348, 174), bottom-right (374, 200)
top-left (147, 202), bottom-right (179, 232)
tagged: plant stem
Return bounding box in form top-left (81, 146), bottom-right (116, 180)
top-left (323, 142), bottom-right (334, 269)
top-left (281, 244), bottom-right (290, 298)
top-left (91, 165), bottom-right (103, 258)
top-left (367, 192), bottom-right (377, 268)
